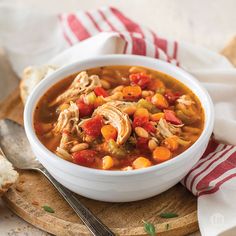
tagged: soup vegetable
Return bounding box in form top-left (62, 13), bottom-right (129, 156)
top-left (34, 66), bottom-right (204, 171)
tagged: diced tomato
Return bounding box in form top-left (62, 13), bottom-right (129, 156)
top-left (145, 96), bottom-right (152, 102)
top-left (94, 96), bottom-right (105, 108)
top-left (72, 150), bottom-right (97, 167)
top-left (132, 116), bottom-right (149, 129)
top-left (147, 78), bottom-right (165, 91)
top-left (143, 122), bottom-right (156, 133)
top-left (129, 73), bottom-right (151, 89)
top-left (122, 85), bottom-right (142, 101)
top-left (164, 110), bottom-right (182, 125)
top-left (76, 100), bottom-right (94, 118)
top-left (136, 137), bottom-right (149, 150)
top-left (94, 87), bottom-right (109, 97)
top-left (62, 130), bottom-right (70, 135)
top-left (82, 115), bottom-right (104, 137)
top-left (119, 158), bottom-right (133, 167)
top-left (151, 93), bottom-right (169, 109)
top-left (132, 116), bottom-right (156, 133)
top-left (34, 123), bottom-right (43, 135)
top-left (164, 90), bottom-right (181, 105)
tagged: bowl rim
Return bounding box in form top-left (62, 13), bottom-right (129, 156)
top-left (24, 54), bottom-right (214, 176)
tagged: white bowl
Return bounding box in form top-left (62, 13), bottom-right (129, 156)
top-left (24, 55), bottom-right (214, 202)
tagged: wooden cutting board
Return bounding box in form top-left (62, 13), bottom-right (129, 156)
top-left (1, 38), bottom-right (236, 236)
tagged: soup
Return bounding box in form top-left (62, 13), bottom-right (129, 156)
top-left (34, 66), bottom-right (204, 171)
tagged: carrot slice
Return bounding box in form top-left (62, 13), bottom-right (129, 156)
top-left (101, 124), bottom-right (117, 141)
top-left (134, 107), bottom-right (149, 118)
top-left (147, 78), bottom-right (165, 91)
top-left (122, 85), bottom-right (142, 100)
top-left (153, 146), bottom-right (172, 163)
top-left (164, 109), bottom-right (182, 125)
top-left (151, 93), bottom-right (169, 109)
top-left (150, 112), bottom-right (164, 121)
top-left (94, 96), bottom-right (105, 108)
top-left (163, 136), bottom-right (179, 151)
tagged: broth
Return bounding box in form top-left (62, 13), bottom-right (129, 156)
top-left (34, 65), bottom-right (204, 170)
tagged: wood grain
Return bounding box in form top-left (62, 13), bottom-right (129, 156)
top-left (3, 170), bottom-right (198, 236)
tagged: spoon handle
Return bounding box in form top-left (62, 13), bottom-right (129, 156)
top-left (37, 167), bottom-right (115, 236)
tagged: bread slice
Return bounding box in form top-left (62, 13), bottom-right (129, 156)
top-left (0, 154), bottom-right (18, 196)
top-left (20, 65), bottom-right (57, 104)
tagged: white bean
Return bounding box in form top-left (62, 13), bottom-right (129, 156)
top-left (135, 127), bottom-right (149, 138)
top-left (148, 139), bottom-right (157, 151)
top-left (105, 92), bottom-right (123, 101)
top-left (70, 143), bottom-right (89, 152)
top-left (129, 66), bottom-right (147, 74)
top-left (100, 79), bottom-right (111, 89)
top-left (56, 147), bottom-right (72, 161)
top-left (111, 85), bottom-right (124, 94)
top-left (142, 90), bottom-right (154, 98)
top-left (123, 106), bottom-right (137, 115)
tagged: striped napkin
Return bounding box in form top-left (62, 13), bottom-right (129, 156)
top-left (1, 4), bottom-right (236, 236)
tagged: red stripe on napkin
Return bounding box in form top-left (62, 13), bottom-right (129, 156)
top-left (85, 11), bottom-right (102, 32)
top-left (131, 36), bottom-right (146, 55)
top-left (67, 14), bottom-right (91, 41)
top-left (182, 141), bottom-right (222, 187)
top-left (182, 141), bottom-right (236, 196)
top-left (110, 7), bottom-right (145, 37)
top-left (58, 15), bottom-right (73, 46)
top-left (173, 41), bottom-right (178, 60)
top-left (152, 32), bottom-right (168, 54)
top-left (189, 146), bottom-right (233, 191)
top-left (196, 147), bottom-right (236, 191)
top-left (198, 173), bottom-right (236, 196)
top-left (98, 9), bottom-right (117, 31)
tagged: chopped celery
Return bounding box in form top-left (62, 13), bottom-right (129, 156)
top-left (176, 137), bottom-right (191, 146)
top-left (176, 110), bottom-right (197, 124)
top-left (156, 87), bottom-right (165, 94)
top-left (137, 99), bottom-right (160, 113)
top-left (108, 140), bottom-right (126, 157)
top-left (84, 92), bottom-right (97, 104)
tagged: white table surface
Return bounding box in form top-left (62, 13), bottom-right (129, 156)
top-left (1, 0), bottom-right (236, 235)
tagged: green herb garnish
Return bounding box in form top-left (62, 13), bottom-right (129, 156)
top-left (142, 220), bottom-right (156, 236)
top-left (42, 205), bottom-right (55, 213)
top-left (160, 212), bottom-right (178, 218)
top-left (165, 223), bottom-right (170, 230)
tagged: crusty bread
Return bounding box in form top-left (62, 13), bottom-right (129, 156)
top-left (20, 65), bottom-right (57, 104)
top-left (0, 154), bottom-right (18, 196)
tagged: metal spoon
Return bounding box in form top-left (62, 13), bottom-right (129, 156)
top-left (0, 119), bottom-right (115, 236)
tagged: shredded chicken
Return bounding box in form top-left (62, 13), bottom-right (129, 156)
top-left (50, 71), bottom-right (102, 106)
top-left (107, 101), bottom-right (136, 111)
top-left (56, 147), bottom-right (72, 161)
top-left (58, 132), bottom-right (70, 149)
top-left (53, 102), bottom-right (79, 134)
top-left (177, 95), bottom-right (195, 106)
top-left (157, 118), bottom-right (182, 138)
top-left (93, 101), bottom-right (132, 145)
top-left (104, 92), bottom-right (124, 102)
